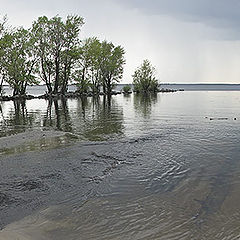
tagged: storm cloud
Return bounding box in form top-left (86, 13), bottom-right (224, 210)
top-left (118, 0), bottom-right (240, 31)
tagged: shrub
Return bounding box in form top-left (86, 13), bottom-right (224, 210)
top-left (122, 85), bottom-right (131, 93)
top-left (132, 60), bottom-right (159, 93)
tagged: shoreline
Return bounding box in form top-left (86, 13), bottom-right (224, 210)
top-left (0, 89), bottom-right (177, 102)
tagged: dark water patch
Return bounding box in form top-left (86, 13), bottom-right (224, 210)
top-left (0, 193), bottom-right (18, 208)
top-left (0, 140), bottom-right (138, 229)
top-left (14, 179), bottom-right (46, 192)
top-left (192, 156), bottom-right (239, 227)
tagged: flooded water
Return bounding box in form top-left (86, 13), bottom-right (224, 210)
top-left (1, 91), bottom-right (240, 239)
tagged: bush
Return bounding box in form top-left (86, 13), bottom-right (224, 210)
top-left (132, 60), bottom-right (159, 93)
top-left (122, 85), bottom-right (131, 93)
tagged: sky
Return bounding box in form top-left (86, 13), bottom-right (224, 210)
top-left (1, 0), bottom-right (240, 83)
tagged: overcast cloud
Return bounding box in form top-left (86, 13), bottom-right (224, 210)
top-left (1, 0), bottom-right (240, 83)
top-left (118, 0), bottom-right (240, 30)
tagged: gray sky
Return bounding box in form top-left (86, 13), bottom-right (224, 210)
top-left (1, 0), bottom-right (240, 83)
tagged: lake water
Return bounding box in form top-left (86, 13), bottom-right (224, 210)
top-left (1, 90), bottom-right (240, 239)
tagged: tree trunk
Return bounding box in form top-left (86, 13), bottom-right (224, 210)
top-left (106, 77), bottom-right (112, 95)
top-left (46, 83), bottom-right (52, 94)
top-left (54, 57), bottom-right (60, 94)
top-left (0, 76), bottom-right (3, 96)
top-left (61, 63), bottom-right (69, 95)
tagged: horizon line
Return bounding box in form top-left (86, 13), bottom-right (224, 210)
top-left (3, 82), bottom-right (240, 87)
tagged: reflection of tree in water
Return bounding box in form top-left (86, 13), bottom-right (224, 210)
top-left (42, 96), bottom-right (124, 141)
top-left (0, 100), bottom-right (39, 137)
top-left (43, 98), bottom-right (73, 132)
top-left (76, 95), bottom-right (124, 141)
top-left (0, 103), bottom-right (6, 137)
top-left (0, 103), bottom-right (4, 122)
top-left (134, 93), bottom-right (158, 118)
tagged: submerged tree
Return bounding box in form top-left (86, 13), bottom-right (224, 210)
top-left (133, 59), bottom-right (159, 93)
top-left (32, 15), bottom-right (84, 94)
top-left (0, 15), bottom-right (126, 97)
top-left (74, 37), bottom-right (97, 94)
top-left (99, 41), bottom-right (125, 95)
top-left (0, 15), bottom-right (8, 95)
top-left (81, 37), bottom-right (102, 94)
top-left (0, 28), bottom-right (38, 96)
top-left (74, 38), bottom-right (125, 95)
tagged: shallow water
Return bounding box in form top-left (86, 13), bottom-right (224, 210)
top-left (1, 91), bottom-right (240, 239)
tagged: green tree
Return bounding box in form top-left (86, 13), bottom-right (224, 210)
top-left (122, 85), bottom-right (131, 93)
top-left (99, 41), bottom-right (125, 95)
top-left (74, 37), bottom-right (95, 94)
top-left (0, 15), bottom-right (8, 95)
top-left (75, 38), bottom-right (125, 95)
top-left (59, 16), bottom-right (84, 94)
top-left (32, 15), bottom-right (84, 94)
top-left (133, 59), bottom-right (159, 93)
top-left (0, 28), bottom-right (38, 96)
top-left (87, 38), bottom-right (102, 94)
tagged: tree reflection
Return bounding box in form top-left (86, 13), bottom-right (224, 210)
top-left (42, 95), bottom-right (123, 141)
top-left (0, 103), bottom-right (4, 123)
top-left (43, 98), bottom-right (73, 132)
top-left (76, 95), bottom-right (124, 141)
top-left (1, 100), bottom-right (39, 137)
top-left (133, 93), bottom-right (158, 118)
top-left (0, 102), bottom-right (7, 137)
top-left (0, 96), bottom-right (124, 141)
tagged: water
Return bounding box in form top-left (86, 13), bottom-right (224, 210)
top-left (1, 91), bottom-right (240, 239)
top-left (3, 83), bottom-right (240, 96)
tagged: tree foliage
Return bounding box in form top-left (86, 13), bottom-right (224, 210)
top-left (0, 15), bottom-right (126, 97)
top-left (133, 60), bottom-right (159, 93)
top-left (0, 15), bottom-right (8, 95)
top-left (99, 41), bottom-right (125, 94)
top-left (32, 15), bottom-right (84, 94)
top-left (74, 38), bottom-right (125, 95)
top-left (0, 27), bottom-right (38, 95)
top-left (122, 85), bottom-right (131, 93)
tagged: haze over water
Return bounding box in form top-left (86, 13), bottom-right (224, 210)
top-left (1, 89), bottom-right (240, 239)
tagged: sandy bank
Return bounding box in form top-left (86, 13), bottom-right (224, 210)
top-left (0, 206), bottom-right (62, 240)
top-left (0, 129), bottom-right (68, 152)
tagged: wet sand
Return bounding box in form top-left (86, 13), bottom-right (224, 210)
top-left (0, 129), bottom-right (79, 156)
top-left (0, 129), bottom-right (67, 150)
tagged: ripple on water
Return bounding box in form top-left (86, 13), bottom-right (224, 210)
top-left (1, 92), bottom-right (240, 239)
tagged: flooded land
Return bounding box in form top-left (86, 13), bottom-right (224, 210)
top-left (1, 91), bottom-right (240, 239)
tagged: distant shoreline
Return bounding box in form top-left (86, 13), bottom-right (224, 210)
top-left (2, 84), bottom-right (240, 98)
top-left (2, 83), bottom-right (240, 87)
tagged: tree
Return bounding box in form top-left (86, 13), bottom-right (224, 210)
top-left (74, 38), bottom-right (125, 95)
top-left (74, 37), bottom-right (102, 94)
top-left (86, 38), bottom-right (102, 94)
top-left (132, 59), bottom-right (159, 93)
top-left (99, 41), bottom-right (125, 95)
top-left (0, 28), bottom-right (38, 96)
top-left (122, 85), bottom-right (131, 94)
top-left (59, 16), bottom-right (84, 94)
top-left (32, 15), bottom-right (84, 94)
top-left (0, 15), bottom-right (8, 95)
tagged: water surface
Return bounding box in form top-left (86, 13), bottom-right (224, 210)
top-left (0, 91), bottom-right (240, 239)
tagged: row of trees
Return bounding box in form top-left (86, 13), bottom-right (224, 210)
top-left (0, 15), bottom-right (125, 96)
